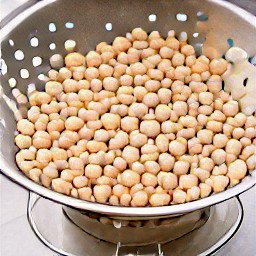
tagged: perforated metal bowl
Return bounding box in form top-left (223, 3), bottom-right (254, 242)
top-left (0, 0), bottom-right (255, 218)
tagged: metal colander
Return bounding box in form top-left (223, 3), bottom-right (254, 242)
top-left (0, 0), bottom-right (255, 219)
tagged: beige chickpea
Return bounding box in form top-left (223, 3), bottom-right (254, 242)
top-left (160, 78), bottom-right (172, 89)
top-left (179, 115), bottom-right (197, 128)
top-left (154, 105), bottom-right (171, 122)
top-left (119, 170), bottom-right (140, 187)
top-left (198, 105), bottom-right (213, 115)
top-left (199, 157), bottom-right (214, 172)
top-left (29, 91), bottom-right (51, 106)
top-left (131, 191), bottom-right (149, 207)
top-left (199, 183), bottom-right (212, 198)
top-left (45, 81), bottom-right (63, 97)
top-left (232, 128), bottom-right (245, 140)
top-left (158, 172), bottom-right (178, 190)
top-left (201, 145), bottom-right (216, 157)
top-left (147, 69), bottom-right (164, 81)
top-left (144, 161), bottom-right (160, 175)
top-left (192, 168), bottom-right (210, 182)
top-left (85, 164), bottom-right (102, 179)
top-left (179, 174), bottom-right (198, 189)
top-left (144, 79), bottom-right (161, 92)
top-left (240, 137), bottom-right (251, 148)
top-left (100, 113), bottom-right (121, 130)
top-left (78, 125), bottom-right (94, 140)
top-left (128, 103), bottom-right (148, 119)
top-left (87, 141), bottom-right (107, 153)
top-left (112, 36), bottom-right (131, 52)
top-left (210, 175), bottom-right (229, 193)
top-left (130, 62), bottom-right (147, 76)
top-left (172, 53), bottom-right (185, 67)
top-left (222, 123), bottom-right (234, 138)
top-left (240, 145), bottom-right (255, 161)
top-left (103, 165), bottom-right (119, 178)
top-left (113, 184), bottom-right (129, 198)
top-left (223, 101), bottom-right (239, 117)
top-left (172, 189), bottom-right (186, 204)
top-left (181, 44), bottom-right (195, 56)
top-left (227, 159), bottom-right (247, 183)
top-left (122, 146), bottom-right (140, 164)
top-left (159, 46), bottom-right (173, 59)
top-left (102, 77), bottom-right (119, 92)
top-left (52, 178), bottom-right (73, 195)
top-left (245, 116), bottom-right (256, 128)
top-left (72, 176), bottom-right (88, 188)
top-left (64, 116), bottom-right (84, 131)
top-left (158, 59), bottom-right (172, 73)
top-left (109, 131), bottom-right (129, 150)
top-left (78, 187), bottom-right (92, 201)
top-left (188, 138), bottom-right (202, 155)
top-left (119, 74), bottom-right (133, 86)
top-left (93, 185), bottom-right (111, 203)
top-left (130, 130), bottom-right (148, 148)
top-left (132, 40), bottom-right (148, 50)
top-left (27, 106), bottom-right (40, 123)
top-left (93, 129), bottom-right (109, 142)
top-left (110, 104), bottom-right (128, 117)
top-left (109, 195), bottom-right (119, 205)
top-left (42, 164), bottom-right (58, 179)
top-left (28, 168), bottom-right (42, 183)
top-left (59, 131), bottom-right (79, 149)
top-left (206, 121), bottom-right (223, 133)
top-left (15, 134), bottom-right (32, 149)
top-left (209, 59), bottom-right (227, 75)
top-left (189, 81), bottom-right (207, 93)
top-left (207, 75), bottom-right (222, 93)
top-left (89, 78), bottom-right (102, 92)
top-left (155, 134), bottom-right (169, 153)
top-left (88, 151), bottom-right (106, 165)
top-left (173, 101), bottom-right (188, 117)
top-left (84, 67), bottom-right (99, 80)
top-left (131, 28), bottom-right (148, 40)
top-left (141, 173), bottom-right (158, 187)
top-left (226, 139), bottom-right (242, 156)
top-left (131, 161), bottom-right (145, 175)
top-left (133, 86), bottom-right (148, 102)
top-left (177, 128), bottom-right (195, 139)
top-left (86, 51), bottom-right (102, 67)
top-left (161, 121), bottom-right (178, 134)
top-left (32, 131), bottom-right (52, 149)
top-left (36, 149), bottom-right (52, 164)
top-left (245, 127), bottom-right (255, 139)
top-left (212, 163), bottom-right (228, 176)
top-left (199, 92), bottom-right (213, 105)
top-left (149, 193), bottom-right (171, 207)
top-left (149, 37), bottom-right (165, 50)
top-left (191, 61), bottom-right (209, 74)
top-left (211, 148), bottom-right (226, 165)
top-left (98, 64), bottom-right (114, 78)
top-left (120, 194), bottom-right (132, 206)
top-left (78, 89), bottom-right (93, 103)
top-left (140, 120), bottom-right (160, 138)
top-left (197, 129), bottom-right (213, 145)
top-left (210, 110), bottom-right (226, 122)
top-left (246, 155), bottom-right (256, 170)
top-left (142, 93), bottom-right (159, 108)
top-left (68, 157), bottom-right (84, 170)
top-left (197, 114), bottom-right (207, 126)
top-left (173, 161), bottom-right (190, 175)
top-left (169, 138), bottom-right (187, 156)
top-left (65, 52), bottom-right (85, 67)
top-left (186, 186), bottom-right (200, 202)
top-left (121, 116), bottom-right (139, 133)
top-left (17, 119), bottom-right (35, 136)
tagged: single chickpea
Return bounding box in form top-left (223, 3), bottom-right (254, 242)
top-left (119, 170), bottom-right (140, 187)
top-left (206, 121), bottom-right (223, 133)
top-left (172, 189), bottom-right (186, 204)
top-left (85, 164), bottom-right (102, 179)
top-left (154, 105), bottom-right (171, 122)
top-left (173, 161), bottom-right (190, 175)
top-left (246, 155), bottom-right (256, 170)
top-left (159, 46), bottom-right (173, 59)
top-left (15, 134), bottom-right (32, 149)
top-left (240, 145), bottom-right (255, 160)
top-left (161, 121), bottom-right (177, 134)
top-left (128, 103), bottom-right (148, 119)
top-left (101, 113), bottom-right (121, 130)
top-left (155, 134), bottom-right (169, 153)
top-left (209, 59), bottom-right (227, 75)
top-left (210, 175), bottom-right (229, 193)
top-left (169, 138), bottom-right (187, 156)
top-left (223, 101), bottom-right (239, 117)
top-left (141, 173), bottom-right (158, 187)
top-left (188, 138), bottom-right (202, 155)
top-left (192, 168), bottom-right (210, 182)
top-left (207, 75), bottom-right (222, 93)
top-left (84, 67), bottom-right (99, 80)
top-left (149, 193), bottom-right (171, 207)
top-left (32, 131), bottom-right (52, 149)
top-left (93, 185), bottom-right (112, 203)
top-left (245, 127), bottom-right (255, 139)
top-left (181, 44), bottom-right (195, 56)
top-left (211, 148), bottom-right (226, 165)
top-left (197, 129), bottom-right (213, 145)
top-left (172, 53), bottom-right (185, 67)
top-left (131, 28), bottom-right (148, 40)
top-left (140, 120), bottom-right (161, 138)
top-left (199, 92), bottom-right (213, 105)
top-left (199, 183), bottom-right (212, 198)
top-left (17, 119), bottom-right (35, 136)
top-left (186, 186), bottom-right (200, 202)
top-left (78, 187), bottom-right (92, 201)
top-left (64, 116), bottom-right (84, 131)
top-left (102, 77), bottom-right (119, 92)
top-left (65, 52), bottom-right (85, 67)
top-left (210, 110), bottom-right (226, 122)
top-left (212, 163), bottom-right (228, 176)
top-left (119, 74), bottom-right (133, 86)
top-left (113, 184), bottom-right (129, 198)
top-left (179, 115), bottom-right (197, 128)
top-left (144, 161), bottom-right (160, 175)
top-left (45, 81), bottom-right (63, 97)
top-left (87, 141), bottom-right (107, 153)
top-left (191, 61), bottom-right (209, 74)
top-left (144, 79), bottom-right (161, 92)
top-left (179, 174), bottom-right (198, 189)
top-left (130, 130), bottom-right (148, 148)
top-left (112, 36), bottom-right (132, 53)
top-left (129, 62), bottom-right (147, 76)
top-left (133, 87), bottom-right (147, 102)
top-left (121, 116), bottom-right (139, 133)
top-left (173, 101), bottom-right (188, 117)
top-left (130, 161), bottom-right (145, 175)
top-left (131, 191), bottom-right (149, 207)
top-left (120, 194), bottom-right (132, 206)
top-left (52, 178), bottom-right (73, 195)
top-left (86, 51), bottom-right (102, 67)
top-left (72, 176), bottom-right (88, 188)
top-left (199, 157), bottom-right (214, 171)
top-left (122, 146), bottom-right (140, 164)
top-left (232, 128), bottom-right (245, 140)
top-left (142, 92), bottom-right (160, 108)
top-left (103, 165), bottom-right (120, 178)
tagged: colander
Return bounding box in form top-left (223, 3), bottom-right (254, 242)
top-left (0, 0), bottom-right (255, 220)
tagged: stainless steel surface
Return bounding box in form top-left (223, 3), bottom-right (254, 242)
top-left (0, 0), bottom-right (256, 217)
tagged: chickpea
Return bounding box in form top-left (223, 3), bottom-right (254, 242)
top-left (142, 92), bottom-right (159, 108)
top-left (199, 157), bottom-right (214, 172)
top-left (197, 129), bottom-right (213, 145)
top-left (172, 53), bottom-right (185, 67)
top-left (232, 128), bottom-right (245, 140)
top-left (246, 155), bottom-right (256, 170)
top-left (77, 187), bottom-right (92, 201)
top-left (207, 75), bottom-right (222, 93)
top-left (211, 148), bottom-right (226, 165)
top-left (154, 105), bottom-right (171, 122)
top-left (172, 189), bottom-right (186, 204)
top-left (87, 141), bottom-right (107, 153)
top-left (223, 101), bottom-right (239, 117)
top-left (122, 146), bottom-right (140, 164)
top-left (141, 173), bottom-right (157, 187)
top-left (199, 183), bottom-right (212, 198)
top-left (212, 164), bottom-right (228, 176)
top-left (112, 36), bottom-right (132, 53)
top-left (128, 103), bottom-right (148, 119)
top-left (173, 101), bottom-right (188, 117)
top-left (65, 52), bottom-right (85, 67)
top-left (209, 59), bottom-right (227, 75)
top-left (188, 138), bottom-right (202, 155)
top-left (129, 130), bottom-right (147, 148)
top-left (169, 138), bottom-right (187, 156)
top-left (245, 127), bottom-right (255, 139)
top-left (179, 174), bottom-right (198, 189)
top-left (154, 134), bottom-right (168, 153)
top-left (149, 193), bottom-right (171, 206)
top-left (189, 81), bottom-right (207, 93)
top-left (84, 164), bottom-right (102, 179)
top-left (17, 119), bottom-right (35, 136)
top-left (199, 92), bottom-right (213, 105)
top-left (120, 193), bottom-right (132, 206)
top-left (119, 170), bottom-right (140, 187)
top-left (179, 115), bottom-right (197, 128)
top-left (121, 116), bottom-right (139, 133)
top-left (133, 86), bottom-right (147, 102)
top-left (206, 121), bottom-right (223, 133)
top-left (240, 145), bottom-right (255, 160)
top-left (64, 116), bottom-right (83, 131)
top-left (15, 134), bottom-right (32, 149)
top-left (100, 113), bottom-right (121, 130)
top-left (210, 175), bottom-right (229, 193)
top-left (59, 131), bottom-right (79, 149)
top-left (173, 161), bottom-right (190, 175)
top-left (102, 77), bottom-right (119, 92)
top-left (92, 185), bottom-right (111, 203)
top-left (186, 186), bottom-right (200, 202)
top-left (131, 191), bottom-right (149, 207)
top-left (143, 161), bottom-right (160, 175)
top-left (140, 120), bottom-right (160, 138)
top-left (192, 168), bottom-right (210, 182)
top-left (227, 159), bottom-right (247, 184)
top-left (32, 131), bottom-right (51, 149)
top-left (52, 178), bottom-right (73, 195)
top-left (29, 168), bottom-right (42, 183)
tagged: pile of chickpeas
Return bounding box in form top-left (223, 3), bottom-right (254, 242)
top-left (15, 28), bottom-right (256, 207)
